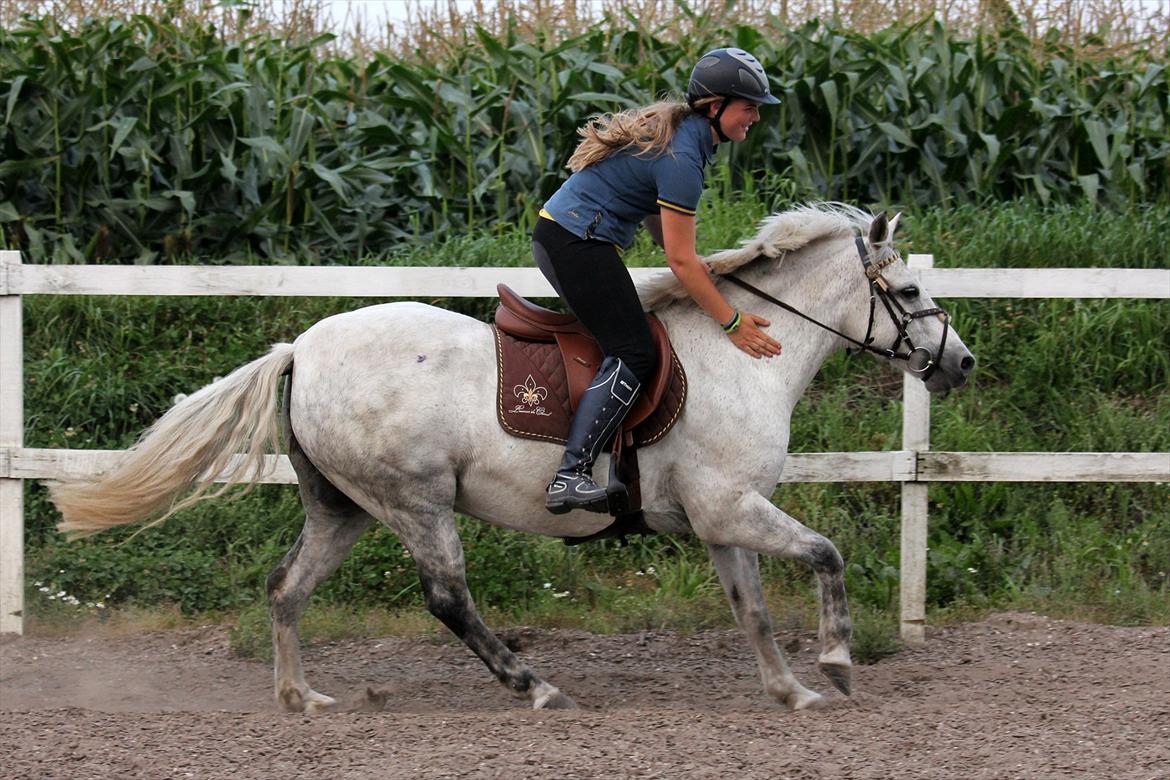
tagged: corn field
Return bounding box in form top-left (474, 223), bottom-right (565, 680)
top-left (1, 10), bottom-right (1167, 263)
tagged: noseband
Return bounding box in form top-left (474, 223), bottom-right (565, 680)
top-left (723, 235), bottom-right (950, 380)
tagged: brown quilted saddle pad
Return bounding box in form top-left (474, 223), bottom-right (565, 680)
top-left (492, 284), bottom-right (686, 446)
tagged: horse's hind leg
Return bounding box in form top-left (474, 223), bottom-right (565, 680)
top-left (267, 434), bottom-right (374, 713)
top-left (706, 543), bottom-right (824, 710)
top-left (391, 504), bottom-right (576, 710)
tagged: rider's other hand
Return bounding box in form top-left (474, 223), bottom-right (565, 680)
top-left (730, 314), bottom-right (782, 359)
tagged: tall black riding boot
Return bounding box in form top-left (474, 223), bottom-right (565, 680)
top-left (546, 357), bottom-right (641, 514)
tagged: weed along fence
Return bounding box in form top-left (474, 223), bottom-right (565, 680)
top-left (1, 250), bottom-right (1168, 640)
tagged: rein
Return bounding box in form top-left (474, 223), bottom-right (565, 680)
top-left (722, 235), bottom-right (950, 380)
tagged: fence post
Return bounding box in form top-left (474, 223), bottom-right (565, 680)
top-left (0, 251), bottom-right (23, 635)
top-left (900, 253), bottom-right (934, 646)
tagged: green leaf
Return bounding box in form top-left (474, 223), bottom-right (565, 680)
top-left (586, 63), bottom-right (625, 80)
top-left (310, 163), bottom-right (352, 199)
top-left (1077, 174), bottom-right (1100, 206)
top-left (219, 153), bottom-right (239, 184)
top-left (0, 157), bottom-right (57, 176)
top-left (5, 75), bottom-right (26, 126)
top-left (162, 189), bottom-right (196, 218)
top-left (110, 116), bottom-right (138, 158)
top-left (819, 80), bottom-right (839, 125)
top-left (876, 122), bottom-right (915, 148)
top-left (239, 136), bottom-right (291, 165)
top-left (978, 132), bottom-right (1001, 164)
top-left (1083, 119), bottom-right (1112, 169)
top-left (475, 26), bottom-right (507, 61)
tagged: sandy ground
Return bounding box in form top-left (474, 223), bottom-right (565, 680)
top-left (1, 612), bottom-right (1167, 779)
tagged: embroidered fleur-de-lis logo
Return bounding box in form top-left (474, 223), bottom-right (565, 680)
top-left (514, 374), bottom-right (548, 407)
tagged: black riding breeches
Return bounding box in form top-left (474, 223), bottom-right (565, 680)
top-left (532, 217), bottom-right (657, 384)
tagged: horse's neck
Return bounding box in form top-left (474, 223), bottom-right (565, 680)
top-left (662, 239), bottom-right (858, 414)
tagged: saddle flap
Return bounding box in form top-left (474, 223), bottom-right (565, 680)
top-left (493, 285), bottom-right (687, 445)
top-left (553, 332), bottom-right (601, 414)
top-left (631, 316), bottom-right (674, 430)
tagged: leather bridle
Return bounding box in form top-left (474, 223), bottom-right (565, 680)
top-left (722, 235), bottom-right (951, 380)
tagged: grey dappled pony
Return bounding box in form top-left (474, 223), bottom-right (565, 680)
top-left (52, 204), bottom-right (975, 713)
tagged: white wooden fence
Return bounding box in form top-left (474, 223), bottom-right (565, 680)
top-left (1, 250), bottom-right (1168, 641)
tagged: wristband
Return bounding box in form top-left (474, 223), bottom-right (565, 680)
top-left (722, 311), bottom-right (742, 334)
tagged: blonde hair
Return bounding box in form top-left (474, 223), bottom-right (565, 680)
top-left (566, 97), bottom-right (719, 172)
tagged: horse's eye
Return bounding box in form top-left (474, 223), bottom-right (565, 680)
top-left (901, 286), bottom-right (920, 299)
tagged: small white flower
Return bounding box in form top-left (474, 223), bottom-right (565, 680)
top-left (38, 586), bottom-right (50, 593)
top-left (967, 567), bottom-right (978, 574)
top-left (552, 591), bottom-right (570, 599)
top-left (543, 582), bottom-right (552, 589)
top-left (646, 566), bottom-right (657, 575)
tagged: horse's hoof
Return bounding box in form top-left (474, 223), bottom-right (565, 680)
top-left (818, 660), bottom-right (852, 696)
top-left (303, 690), bottom-right (340, 713)
top-left (787, 688), bottom-right (826, 711)
top-left (278, 684), bottom-right (338, 713)
top-left (533, 689), bottom-right (578, 710)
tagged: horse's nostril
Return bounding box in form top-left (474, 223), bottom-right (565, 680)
top-left (960, 356), bottom-right (975, 373)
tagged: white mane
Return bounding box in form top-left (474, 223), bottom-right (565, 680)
top-left (637, 202), bottom-right (879, 311)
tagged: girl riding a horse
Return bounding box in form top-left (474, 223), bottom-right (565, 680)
top-left (537, 47), bottom-right (786, 515)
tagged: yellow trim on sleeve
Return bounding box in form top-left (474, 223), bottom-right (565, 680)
top-left (656, 198), bottom-right (697, 216)
top-left (539, 208), bottom-right (557, 222)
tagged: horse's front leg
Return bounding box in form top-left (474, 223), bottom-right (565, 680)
top-left (697, 491), bottom-right (852, 698)
top-left (706, 543), bottom-right (824, 710)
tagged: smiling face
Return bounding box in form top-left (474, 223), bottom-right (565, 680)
top-left (707, 98), bottom-right (761, 143)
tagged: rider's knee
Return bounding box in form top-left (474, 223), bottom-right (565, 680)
top-left (620, 344), bottom-right (657, 385)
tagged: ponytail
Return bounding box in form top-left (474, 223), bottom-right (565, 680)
top-left (566, 97), bottom-right (719, 172)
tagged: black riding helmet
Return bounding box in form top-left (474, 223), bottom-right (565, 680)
top-left (687, 47), bottom-right (780, 142)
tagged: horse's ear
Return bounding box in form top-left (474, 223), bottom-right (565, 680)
top-left (888, 212), bottom-right (902, 239)
top-left (868, 212), bottom-right (889, 245)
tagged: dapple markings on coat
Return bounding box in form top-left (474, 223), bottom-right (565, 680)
top-left (51, 204), bottom-right (974, 713)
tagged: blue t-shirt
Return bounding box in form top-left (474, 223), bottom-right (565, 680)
top-left (542, 113), bottom-right (716, 249)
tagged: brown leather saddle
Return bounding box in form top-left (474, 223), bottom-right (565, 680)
top-left (492, 284), bottom-right (687, 542)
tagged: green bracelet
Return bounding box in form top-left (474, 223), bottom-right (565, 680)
top-left (722, 311), bottom-right (742, 334)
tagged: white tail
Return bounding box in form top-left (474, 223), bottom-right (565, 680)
top-left (52, 343), bottom-right (296, 537)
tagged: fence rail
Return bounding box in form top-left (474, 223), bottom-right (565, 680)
top-left (4, 258), bottom-right (1169, 299)
top-left (1, 250), bottom-right (1168, 639)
